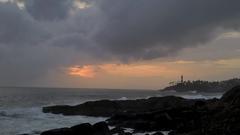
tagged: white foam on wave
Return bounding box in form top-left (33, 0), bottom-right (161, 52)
top-left (180, 94), bottom-right (208, 99)
top-left (0, 110), bottom-right (23, 118)
top-left (122, 128), bottom-right (170, 135)
top-left (189, 90), bottom-right (197, 94)
top-left (179, 93), bottom-right (222, 99)
top-left (0, 107), bottom-right (107, 135)
top-left (117, 97), bottom-right (128, 100)
top-left (158, 91), bottom-right (223, 100)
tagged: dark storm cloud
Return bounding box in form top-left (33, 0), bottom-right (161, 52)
top-left (20, 0), bottom-right (240, 61)
top-left (25, 0), bottom-right (73, 21)
top-left (1, 0), bottom-right (240, 85)
top-left (93, 0), bottom-right (240, 60)
top-left (0, 2), bottom-right (70, 85)
top-left (0, 2), bottom-right (47, 46)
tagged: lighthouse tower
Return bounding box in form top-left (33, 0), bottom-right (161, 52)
top-left (181, 75), bottom-right (184, 83)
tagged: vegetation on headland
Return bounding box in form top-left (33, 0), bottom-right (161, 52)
top-left (161, 78), bottom-right (240, 92)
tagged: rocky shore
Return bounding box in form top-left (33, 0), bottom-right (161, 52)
top-left (41, 86), bottom-right (240, 135)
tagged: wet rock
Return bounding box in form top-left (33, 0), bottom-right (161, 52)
top-left (110, 127), bottom-right (125, 134)
top-left (152, 132), bottom-right (164, 135)
top-left (70, 123), bottom-right (93, 135)
top-left (168, 131), bottom-right (176, 135)
top-left (221, 86), bottom-right (240, 106)
top-left (41, 122), bottom-right (110, 135)
top-left (41, 128), bottom-right (72, 135)
top-left (124, 132), bottom-right (132, 135)
top-left (41, 86), bottom-right (240, 135)
top-left (43, 100), bottom-right (120, 117)
top-left (92, 122), bottom-right (110, 135)
top-left (43, 96), bottom-right (200, 117)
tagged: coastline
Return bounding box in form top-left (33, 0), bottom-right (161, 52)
top-left (160, 78), bottom-right (240, 93)
top-left (0, 88), bottom-right (159, 135)
top-left (40, 86), bottom-right (240, 135)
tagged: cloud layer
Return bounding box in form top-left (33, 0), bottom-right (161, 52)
top-left (1, 0), bottom-right (240, 86)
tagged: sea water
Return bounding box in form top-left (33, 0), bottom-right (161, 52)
top-left (0, 87), bottom-right (223, 135)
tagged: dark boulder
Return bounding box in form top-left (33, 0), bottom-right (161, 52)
top-left (70, 123), bottom-right (93, 135)
top-left (110, 127), bottom-right (125, 134)
top-left (41, 128), bottom-right (72, 135)
top-left (124, 132), bottom-right (132, 135)
top-left (41, 122), bottom-right (110, 135)
top-left (43, 96), bottom-right (200, 117)
top-left (152, 132), bottom-right (164, 135)
top-left (42, 105), bottom-right (76, 115)
top-left (221, 86), bottom-right (240, 106)
top-left (168, 131), bottom-right (176, 135)
top-left (107, 104), bottom-right (207, 132)
top-left (43, 100), bottom-right (120, 117)
top-left (92, 122), bottom-right (110, 135)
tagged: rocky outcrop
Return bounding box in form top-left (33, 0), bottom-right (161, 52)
top-left (161, 78), bottom-right (240, 93)
top-left (43, 96), bottom-right (202, 117)
top-left (41, 86), bottom-right (240, 135)
top-left (41, 122), bottom-right (111, 135)
top-left (166, 85), bottom-right (240, 135)
top-left (43, 100), bottom-right (120, 117)
top-left (221, 85), bottom-right (240, 105)
top-left (41, 122), bottom-right (134, 135)
top-left (200, 85), bottom-right (240, 135)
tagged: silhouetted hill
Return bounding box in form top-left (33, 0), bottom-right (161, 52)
top-left (160, 78), bottom-right (240, 92)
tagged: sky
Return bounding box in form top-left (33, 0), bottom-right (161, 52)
top-left (1, 0), bottom-right (240, 89)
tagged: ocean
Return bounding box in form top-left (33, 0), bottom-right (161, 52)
top-left (0, 87), bottom-right (223, 135)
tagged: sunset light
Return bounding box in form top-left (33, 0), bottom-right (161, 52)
top-left (68, 65), bottom-right (97, 78)
top-left (2, 0), bottom-right (240, 134)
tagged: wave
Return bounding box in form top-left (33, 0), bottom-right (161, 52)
top-left (0, 106), bottom-right (107, 135)
top-left (117, 97), bottom-right (128, 100)
top-left (0, 110), bottom-right (23, 118)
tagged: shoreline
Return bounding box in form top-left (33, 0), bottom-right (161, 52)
top-left (40, 86), bottom-right (240, 135)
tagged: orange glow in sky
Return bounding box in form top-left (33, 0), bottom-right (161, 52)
top-left (65, 58), bottom-right (240, 89)
top-left (68, 65), bottom-right (97, 78)
top-left (68, 63), bottom-right (180, 78)
top-left (68, 59), bottom-right (240, 79)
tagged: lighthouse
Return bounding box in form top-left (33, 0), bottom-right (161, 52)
top-left (181, 75), bottom-right (184, 83)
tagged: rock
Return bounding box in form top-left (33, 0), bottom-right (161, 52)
top-left (124, 132), bottom-right (132, 135)
top-left (110, 127), bottom-right (125, 134)
top-left (43, 100), bottom-right (120, 117)
top-left (107, 104), bottom-right (206, 132)
top-left (221, 86), bottom-right (240, 106)
top-left (70, 123), bottom-right (93, 135)
top-left (41, 86), bottom-right (240, 135)
top-left (41, 122), bottom-right (110, 135)
top-left (92, 122), bottom-right (110, 135)
top-left (42, 105), bottom-right (76, 115)
top-left (41, 128), bottom-right (72, 135)
top-left (43, 96), bottom-right (200, 117)
top-left (168, 131), bottom-right (176, 135)
top-left (152, 132), bottom-right (164, 135)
